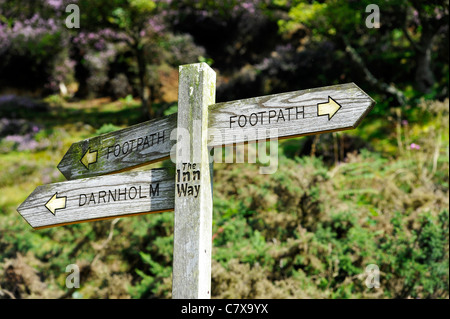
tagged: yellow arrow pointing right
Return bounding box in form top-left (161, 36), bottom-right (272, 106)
top-left (317, 96), bottom-right (342, 120)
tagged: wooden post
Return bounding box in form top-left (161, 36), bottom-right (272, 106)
top-left (172, 63), bottom-right (216, 299)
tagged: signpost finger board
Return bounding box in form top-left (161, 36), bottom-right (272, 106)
top-left (57, 114), bottom-right (177, 180)
top-left (209, 83), bottom-right (375, 145)
top-left (17, 168), bottom-right (175, 229)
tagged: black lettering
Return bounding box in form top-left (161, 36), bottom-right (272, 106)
top-left (268, 110), bottom-right (277, 123)
top-left (150, 183), bottom-right (160, 197)
top-left (79, 194), bottom-right (87, 206)
top-left (249, 113), bottom-right (258, 126)
top-left (177, 183), bottom-right (187, 196)
top-left (118, 188), bottom-right (127, 201)
top-left (128, 186), bottom-right (137, 199)
top-left (108, 189), bottom-right (117, 202)
top-left (183, 171), bottom-right (190, 182)
top-left (129, 139), bottom-right (136, 152)
top-left (238, 115), bottom-right (247, 128)
top-left (157, 131), bottom-right (165, 144)
top-left (122, 141), bottom-right (129, 154)
top-left (143, 136), bottom-right (150, 149)
top-left (88, 193), bottom-right (96, 205)
top-left (98, 191), bottom-right (107, 203)
top-left (139, 185), bottom-right (147, 198)
top-left (230, 115), bottom-right (237, 128)
top-left (114, 144), bottom-right (120, 157)
top-left (188, 185), bottom-right (194, 196)
top-left (285, 107), bottom-right (294, 121)
top-left (257, 111), bottom-right (266, 125)
top-left (193, 170), bottom-right (200, 181)
top-left (107, 146), bottom-right (114, 159)
top-left (296, 106), bottom-right (304, 119)
top-left (149, 133), bottom-right (156, 146)
top-left (277, 109), bottom-right (285, 122)
top-left (137, 137), bottom-right (143, 151)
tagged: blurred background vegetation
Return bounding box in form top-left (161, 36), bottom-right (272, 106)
top-left (0, 0), bottom-right (448, 299)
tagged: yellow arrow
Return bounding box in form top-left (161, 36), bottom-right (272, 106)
top-left (45, 193), bottom-right (67, 215)
top-left (81, 148), bottom-right (98, 169)
top-left (317, 96), bottom-right (342, 120)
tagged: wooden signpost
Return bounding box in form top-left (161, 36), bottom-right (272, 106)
top-left (57, 113), bottom-right (177, 180)
top-left (172, 63), bottom-right (216, 299)
top-left (209, 82), bottom-right (374, 145)
top-left (17, 62), bottom-right (375, 299)
top-left (56, 84), bottom-right (374, 179)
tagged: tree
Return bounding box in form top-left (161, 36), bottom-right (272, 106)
top-left (0, 0), bottom-right (73, 93)
top-left (278, 0), bottom-right (449, 104)
top-left (77, 0), bottom-right (169, 118)
top-left (403, 0), bottom-right (449, 94)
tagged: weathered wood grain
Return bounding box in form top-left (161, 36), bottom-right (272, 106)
top-left (172, 63), bottom-right (215, 299)
top-left (17, 168), bottom-right (175, 229)
top-left (208, 82), bottom-right (375, 146)
top-left (57, 113), bottom-right (177, 180)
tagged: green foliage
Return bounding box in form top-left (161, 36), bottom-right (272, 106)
top-left (109, 0), bottom-right (157, 30)
top-left (163, 103), bottom-right (178, 116)
top-left (0, 97), bottom-right (448, 299)
top-left (0, 0), bottom-right (449, 299)
top-left (211, 140), bottom-right (448, 298)
top-left (95, 123), bottom-right (121, 136)
top-left (277, 0), bottom-right (448, 101)
top-left (128, 212), bottom-right (174, 298)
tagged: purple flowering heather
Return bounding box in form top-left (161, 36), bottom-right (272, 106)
top-left (1, 12), bottom-right (62, 57)
top-left (0, 95), bottom-right (45, 110)
top-left (4, 134), bottom-right (39, 151)
top-left (45, 0), bottom-right (64, 10)
top-left (0, 27), bottom-right (11, 55)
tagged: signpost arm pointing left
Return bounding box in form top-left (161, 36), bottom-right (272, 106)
top-left (57, 114), bottom-right (177, 180)
top-left (16, 169), bottom-right (175, 229)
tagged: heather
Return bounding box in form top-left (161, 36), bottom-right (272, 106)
top-left (0, 0), bottom-right (448, 299)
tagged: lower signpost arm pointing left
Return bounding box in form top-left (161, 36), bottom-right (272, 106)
top-left (16, 169), bottom-right (175, 229)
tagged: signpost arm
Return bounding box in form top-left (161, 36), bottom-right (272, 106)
top-left (172, 63), bottom-right (216, 299)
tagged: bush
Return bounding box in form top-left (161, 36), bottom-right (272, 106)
top-left (0, 99), bottom-right (447, 299)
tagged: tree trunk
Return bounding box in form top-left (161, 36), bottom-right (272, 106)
top-left (415, 27), bottom-right (436, 94)
top-left (136, 47), bottom-right (152, 119)
top-left (342, 36), bottom-right (406, 105)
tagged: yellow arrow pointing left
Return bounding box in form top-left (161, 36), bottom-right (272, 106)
top-left (81, 148), bottom-right (98, 169)
top-left (45, 193), bottom-right (67, 215)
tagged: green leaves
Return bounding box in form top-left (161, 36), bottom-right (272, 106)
top-left (110, 8), bottom-right (130, 29)
top-left (129, 0), bottom-right (156, 13)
